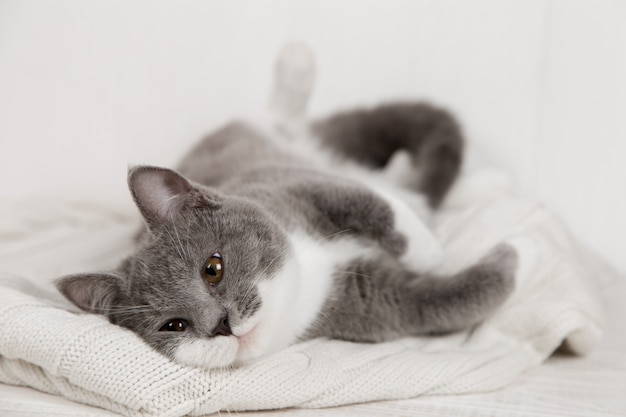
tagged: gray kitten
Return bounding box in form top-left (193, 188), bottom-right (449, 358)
top-left (57, 103), bottom-right (516, 369)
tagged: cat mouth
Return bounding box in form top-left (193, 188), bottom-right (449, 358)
top-left (234, 324), bottom-right (258, 350)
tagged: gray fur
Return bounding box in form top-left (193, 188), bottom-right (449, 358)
top-left (59, 166), bottom-right (289, 359)
top-left (56, 103), bottom-right (515, 367)
top-left (313, 102), bottom-right (464, 207)
top-left (303, 243), bottom-right (517, 341)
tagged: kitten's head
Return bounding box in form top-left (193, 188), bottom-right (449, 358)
top-left (57, 166), bottom-right (299, 369)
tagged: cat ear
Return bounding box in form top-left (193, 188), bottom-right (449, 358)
top-left (56, 272), bottom-right (122, 314)
top-left (128, 166), bottom-right (218, 228)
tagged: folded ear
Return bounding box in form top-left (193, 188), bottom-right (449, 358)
top-left (56, 272), bottom-right (122, 314)
top-left (128, 166), bottom-right (219, 229)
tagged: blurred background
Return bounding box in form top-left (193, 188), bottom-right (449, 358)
top-left (0, 0), bottom-right (624, 273)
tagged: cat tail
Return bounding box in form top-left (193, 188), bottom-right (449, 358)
top-left (313, 102), bottom-right (464, 208)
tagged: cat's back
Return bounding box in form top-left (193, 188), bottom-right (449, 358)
top-left (177, 120), bottom-right (304, 188)
top-left (176, 119), bottom-right (432, 239)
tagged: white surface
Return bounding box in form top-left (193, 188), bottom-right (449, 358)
top-left (3, 297), bottom-right (626, 417)
top-left (0, 0), bottom-right (625, 273)
top-left (0, 166), bottom-right (616, 416)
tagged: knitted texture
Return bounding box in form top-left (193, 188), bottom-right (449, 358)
top-left (0, 170), bottom-right (609, 417)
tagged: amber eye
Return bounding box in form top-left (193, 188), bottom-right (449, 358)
top-left (159, 318), bottom-right (188, 332)
top-left (203, 252), bottom-right (223, 285)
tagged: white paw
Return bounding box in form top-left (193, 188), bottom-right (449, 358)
top-left (504, 236), bottom-right (539, 284)
top-left (274, 41), bottom-right (317, 93)
top-left (400, 230), bottom-right (444, 273)
top-left (269, 41), bottom-right (317, 133)
top-left (383, 150), bottom-right (414, 186)
top-left (375, 188), bottom-right (443, 273)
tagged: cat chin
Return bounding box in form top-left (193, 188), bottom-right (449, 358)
top-left (232, 322), bottom-right (267, 363)
top-left (173, 336), bottom-right (239, 369)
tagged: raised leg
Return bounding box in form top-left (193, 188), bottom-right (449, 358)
top-left (313, 102), bottom-right (464, 207)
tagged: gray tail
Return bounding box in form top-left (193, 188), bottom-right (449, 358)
top-left (313, 102), bottom-right (464, 207)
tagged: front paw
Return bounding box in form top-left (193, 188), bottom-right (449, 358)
top-left (476, 237), bottom-right (539, 297)
top-left (472, 242), bottom-right (519, 298)
top-left (502, 236), bottom-right (540, 286)
top-left (481, 242), bottom-right (519, 277)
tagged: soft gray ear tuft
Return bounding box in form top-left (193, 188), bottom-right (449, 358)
top-left (56, 273), bottom-right (122, 314)
top-left (128, 166), bottom-right (218, 228)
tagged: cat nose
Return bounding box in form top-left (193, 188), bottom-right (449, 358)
top-left (212, 314), bottom-right (232, 337)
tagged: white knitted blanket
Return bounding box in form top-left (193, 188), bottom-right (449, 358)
top-left (0, 169), bottom-right (609, 417)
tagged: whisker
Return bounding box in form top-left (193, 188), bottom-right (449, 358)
top-left (106, 307), bottom-right (154, 312)
top-left (317, 228), bottom-right (352, 242)
top-left (86, 304), bottom-right (157, 315)
top-left (172, 224), bottom-right (188, 260)
top-left (105, 302), bottom-right (152, 307)
top-left (163, 227), bottom-right (185, 261)
top-left (334, 270), bottom-right (376, 280)
top-left (185, 222), bottom-right (193, 260)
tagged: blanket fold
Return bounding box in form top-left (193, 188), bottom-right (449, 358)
top-left (0, 170), bottom-right (610, 417)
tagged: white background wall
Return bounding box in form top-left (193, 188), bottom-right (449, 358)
top-left (0, 0), bottom-right (624, 272)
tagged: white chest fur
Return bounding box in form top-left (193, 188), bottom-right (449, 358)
top-left (290, 232), bottom-right (376, 332)
top-left (252, 232), bottom-right (374, 355)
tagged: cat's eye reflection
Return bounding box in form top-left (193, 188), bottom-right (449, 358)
top-left (204, 252), bottom-right (224, 285)
top-left (159, 318), bottom-right (189, 332)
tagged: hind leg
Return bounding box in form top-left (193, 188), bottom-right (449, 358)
top-left (269, 41), bottom-right (317, 139)
top-left (313, 102), bottom-right (464, 207)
